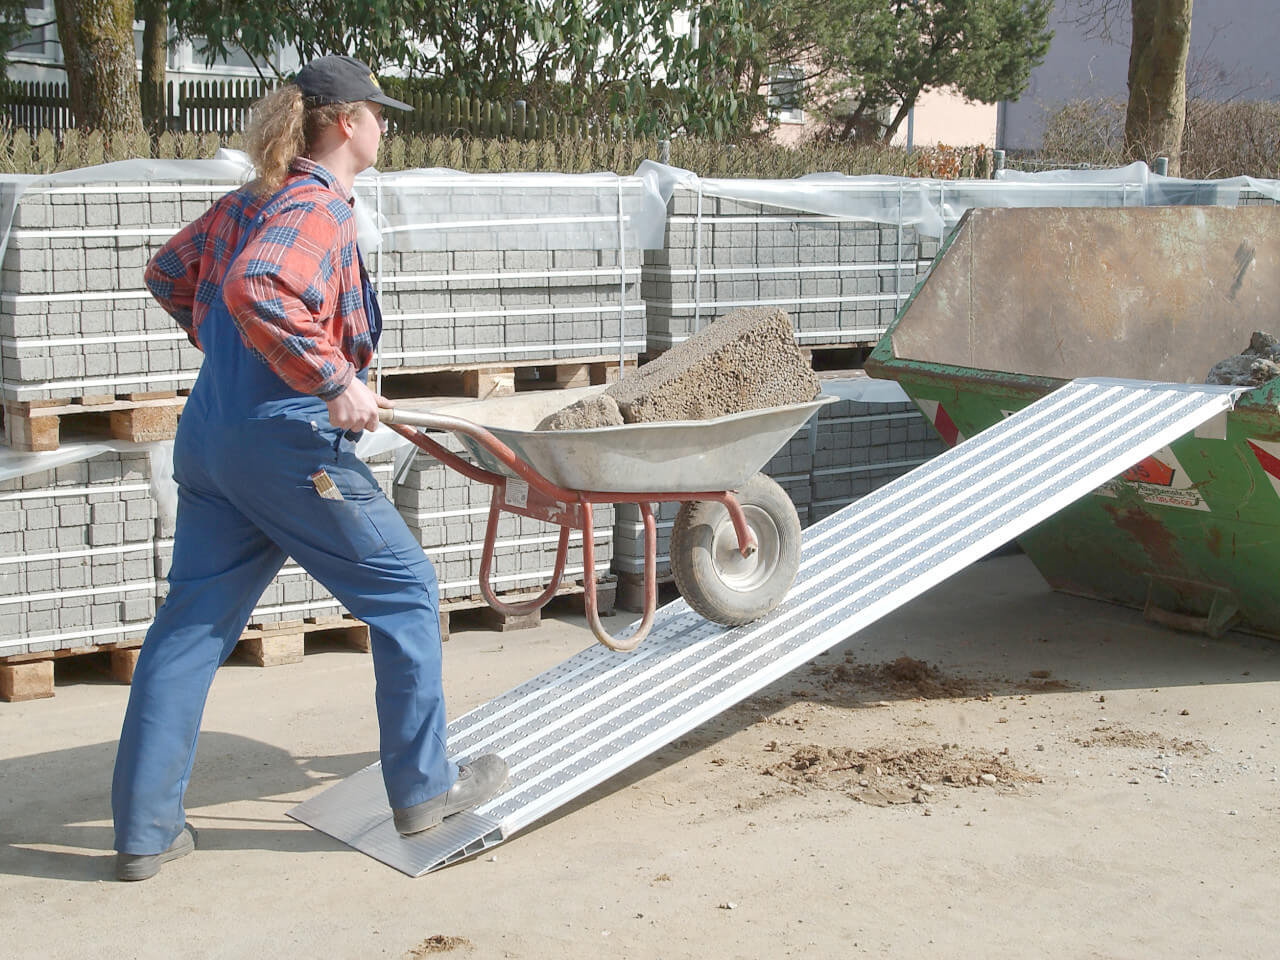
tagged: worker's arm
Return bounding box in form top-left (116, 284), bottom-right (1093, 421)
top-left (221, 193), bottom-right (358, 402)
top-left (144, 208), bottom-right (214, 348)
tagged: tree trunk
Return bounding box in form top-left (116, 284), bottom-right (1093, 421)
top-left (139, 0), bottom-right (167, 133)
top-left (1124, 0), bottom-right (1193, 176)
top-left (881, 97), bottom-right (918, 145)
top-left (53, 0), bottom-right (144, 137)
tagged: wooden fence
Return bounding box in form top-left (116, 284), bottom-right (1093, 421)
top-left (1, 81), bottom-right (73, 134)
top-left (0, 77), bottom-right (631, 139)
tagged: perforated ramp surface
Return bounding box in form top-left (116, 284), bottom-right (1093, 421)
top-left (288, 378), bottom-right (1242, 876)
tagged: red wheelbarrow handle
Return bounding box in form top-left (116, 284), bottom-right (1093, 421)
top-left (378, 407), bottom-right (581, 503)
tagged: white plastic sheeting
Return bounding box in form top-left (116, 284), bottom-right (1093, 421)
top-left (640, 159), bottom-right (1280, 236)
top-left (359, 167), bottom-right (668, 253)
top-left (0, 150), bottom-right (668, 265)
top-left (0, 436), bottom-right (176, 525)
top-left (638, 159), bottom-right (948, 238)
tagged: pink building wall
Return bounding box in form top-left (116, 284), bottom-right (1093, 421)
top-left (767, 86), bottom-right (997, 148)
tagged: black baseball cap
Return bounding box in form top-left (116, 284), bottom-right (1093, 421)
top-left (295, 55), bottom-right (411, 111)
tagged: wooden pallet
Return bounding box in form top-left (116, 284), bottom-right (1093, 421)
top-left (0, 636), bottom-right (145, 702)
top-left (439, 576), bottom-right (617, 641)
top-left (800, 342), bottom-right (875, 371)
top-left (372, 355), bottom-right (635, 401)
top-left (235, 614), bottom-right (372, 667)
top-left (0, 579), bottom-right (619, 701)
top-left (2, 390), bottom-right (187, 453)
top-left (0, 615), bottom-right (369, 701)
top-left (639, 341), bottom-right (874, 374)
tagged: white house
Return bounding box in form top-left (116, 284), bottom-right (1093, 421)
top-left (5, 3), bottom-right (298, 87)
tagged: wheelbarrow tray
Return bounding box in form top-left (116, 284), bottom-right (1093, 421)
top-left (454, 393), bottom-right (836, 493)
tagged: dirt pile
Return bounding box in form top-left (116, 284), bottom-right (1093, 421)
top-left (537, 307), bottom-right (819, 430)
top-left (1070, 725), bottom-right (1207, 754)
top-left (1205, 331), bottom-right (1280, 386)
top-left (407, 935), bottom-right (471, 955)
top-left (763, 742), bottom-right (1040, 806)
top-left (813, 655), bottom-right (982, 700)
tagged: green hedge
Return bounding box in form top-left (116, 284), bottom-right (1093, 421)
top-left (0, 127), bottom-right (994, 179)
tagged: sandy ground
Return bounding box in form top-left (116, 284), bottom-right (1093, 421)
top-left (2, 553), bottom-right (1279, 959)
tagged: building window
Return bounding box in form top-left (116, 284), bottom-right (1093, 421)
top-left (9, 0), bottom-right (57, 61)
top-left (175, 36), bottom-right (272, 75)
top-left (770, 66), bottom-right (804, 124)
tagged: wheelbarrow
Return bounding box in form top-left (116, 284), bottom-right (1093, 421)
top-left (379, 391), bottom-right (836, 651)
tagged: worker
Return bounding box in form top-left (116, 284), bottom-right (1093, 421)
top-left (110, 55), bottom-right (506, 882)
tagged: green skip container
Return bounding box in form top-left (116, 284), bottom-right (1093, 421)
top-left (866, 204), bottom-right (1280, 640)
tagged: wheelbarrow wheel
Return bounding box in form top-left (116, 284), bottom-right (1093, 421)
top-left (670, 472), bottom-right (801, 627)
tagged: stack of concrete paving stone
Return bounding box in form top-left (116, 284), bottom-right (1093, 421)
top-left (0, 182), bottom-right (225, 405)
top-left (354, 178), bottom-right (646, 374)
top-left (0, 447), bottom-right (157, 659)
top-left (369, 248), bottom-right (643, 372)
top-left (641, 187), bottom-right (938, 353)
top-left (610, 378), bottom-right (943, 582)
top-left (806, 388), bottom-right (944, 523)
top-left (1, 174), bottom-right (646, 408)
top-left (1240, 189), bottom-right (1280, 208)
top-left (393, 432), bottom-right (613, 601)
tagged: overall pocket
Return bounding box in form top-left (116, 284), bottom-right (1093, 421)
top-left (237, 416), bottom-right (391, 563)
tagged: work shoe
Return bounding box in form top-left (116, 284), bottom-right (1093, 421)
top-left (115, 824), bottom-right (198, 882)
top-left (393, 754), bottom-right (509, 836)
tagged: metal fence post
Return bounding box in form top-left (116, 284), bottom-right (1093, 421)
top-left (992, 149), bottom-right (1005, 179)
top-left (692, 183), bottom-right (705, 334)
top-left (617, 176), bottom-right (628, 376)
top-left (1154, 155), bottom-right (1169, 176)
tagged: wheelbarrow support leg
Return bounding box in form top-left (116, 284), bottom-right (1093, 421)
top-left (479, 487), bottom-right (570, 617)
top-left (585, 501), bottom-right (657, 652)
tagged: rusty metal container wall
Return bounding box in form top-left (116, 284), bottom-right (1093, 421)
top-left (867, 204), bottom-right (1280, 640)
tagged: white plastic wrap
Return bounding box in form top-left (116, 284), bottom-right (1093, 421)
top-left (0, 436), bottom-right (177, 526)
top-left (638, 160), bottom-right (948, 238)
top-left (355, 167), bottom-right (667, 253)
top-left (641, 159), bottom-right (1280, 236)
top-left (0, 153), bottom-right (255, 266)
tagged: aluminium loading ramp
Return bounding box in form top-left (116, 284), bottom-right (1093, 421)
top-left (288, 378), bottom-right (1242, 876)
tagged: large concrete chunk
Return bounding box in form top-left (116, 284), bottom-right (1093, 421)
top-left (612, 307), bottom-right (819, 422)
top-left (538, 307), bottom-right (818, 429)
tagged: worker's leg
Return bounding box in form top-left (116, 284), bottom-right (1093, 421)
top-left (221, 421), bottom-right (456, 810)
top-left (111, 482), bottom-right (285, 855)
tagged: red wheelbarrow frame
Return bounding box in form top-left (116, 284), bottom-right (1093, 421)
top-left (381, 409), bottom-right (757, 652)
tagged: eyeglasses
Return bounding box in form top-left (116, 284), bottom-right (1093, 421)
top-left (367, 103), bottom-right (387, 131)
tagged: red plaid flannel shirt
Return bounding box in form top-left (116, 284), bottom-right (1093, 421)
top-left (144, 158), bottom-right (372, 400)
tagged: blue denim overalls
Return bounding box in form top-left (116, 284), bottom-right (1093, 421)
top-left (111, 178), bottom-right (456, 855)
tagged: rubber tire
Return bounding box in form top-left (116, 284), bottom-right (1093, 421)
top-left (669, 472), bottom-right (801, 627)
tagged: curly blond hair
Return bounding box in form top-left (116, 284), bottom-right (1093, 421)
top-left (244, 85), bottom-right (363, 195)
